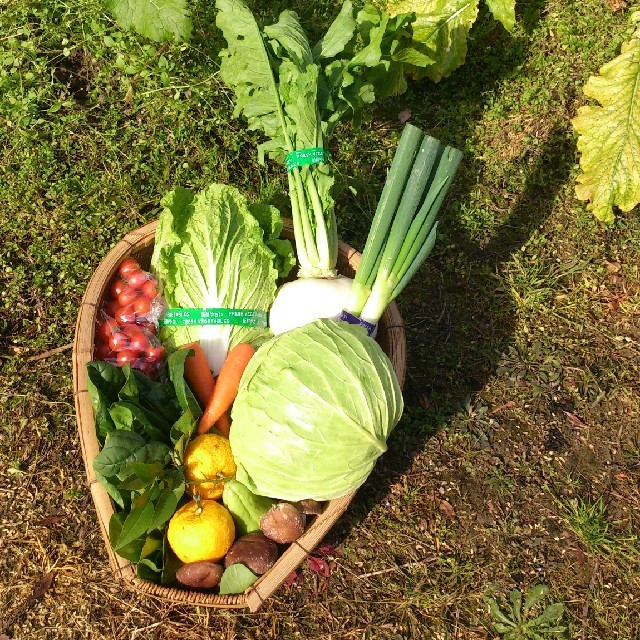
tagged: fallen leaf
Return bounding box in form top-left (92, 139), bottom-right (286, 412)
top-left (284, 570), bottom-right (301, 586)
top-left (606, 0), bottom-right (627, 10)
top-left (29, 571), bottom-right (55, 602)
top-left (489, 401), bottom-right (516, 414)
top-left (315, 543), bottom-right (337, 557)
top-left (564, 411), bottom-right (588, 428)
top-left (436, 498), bottom-right (456, 520)
top-left (574, 547), bottom-right (586, 567)
top-left (615, 473), bottom-right (629, 480)
top-left (39, 515), bottom-right (64, 528)
top-left (308, 556), bottom-right (330, 577)
top-left (398, 108), bottom-right (411, 124)
top-left (604, 259), bottom-right (622, 272)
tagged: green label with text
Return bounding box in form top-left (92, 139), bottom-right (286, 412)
top-left (160, 308), bottom-right (268, 328)
top-left (285, 148), bottom-right (328, 172)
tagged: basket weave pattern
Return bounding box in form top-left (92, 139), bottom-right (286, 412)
top-left (73, 219), bottom-right (406, 610)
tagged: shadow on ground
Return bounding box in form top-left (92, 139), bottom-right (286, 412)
top-left (324, 1), bottom-right (578, 544)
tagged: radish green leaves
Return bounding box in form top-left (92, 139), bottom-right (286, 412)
top-left (215, 0), bottom-right (415, 278)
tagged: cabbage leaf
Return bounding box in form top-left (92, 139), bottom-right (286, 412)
top-left (229, 320), bottom-right (404, 501)
top-left (572, 18), bottom-right (640, 223)
top-left (383, 0), bottom-right (515, 82)
top-left (105, 0), bottom-right (192, 42)
top-left (151, 184), bottom-right (287, 374)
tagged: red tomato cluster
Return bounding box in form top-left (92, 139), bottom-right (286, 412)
top-left (94, 257), bottom-right (165, 377)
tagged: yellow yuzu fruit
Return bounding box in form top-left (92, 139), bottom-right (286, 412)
top-left (167, 499), bottom-right (235, 564)
top-left (184, 433), bottom-right (236, 500)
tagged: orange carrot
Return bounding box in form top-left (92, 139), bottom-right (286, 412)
top-left (215, 411), bottom-right (231, 438)
top-left (198, 342), bottom-right (255, 434)
top-left (181, 342), bottom-right (215, 408)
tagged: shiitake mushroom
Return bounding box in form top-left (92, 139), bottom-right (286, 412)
top-left (224, 532), bottom-right (278, 575)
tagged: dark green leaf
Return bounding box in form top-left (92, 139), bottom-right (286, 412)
top-left (93, 431), bottom-right (170, 478)
top-left (166, 348), bottom-right (202, 419)
top-left (95, 470), bottom-right (127, 509)
top-left (219, 563), bottom-right (260, 595)
top-left (109, 401), bottom-right (170, 443)
top-left (161, 537), bottom-right (182, 586)
top-left (115, 500), bottom-right (155, 550)
top-left (136, 557), bottom-right (162, 582)
top-left (109, 512), bottom-right (145, 562)
top-left (87, 361), bottom-right (126, 438)
top-left (147, 485), bottom-right (183, 532)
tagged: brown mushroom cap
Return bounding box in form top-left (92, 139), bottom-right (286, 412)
top-left (224, 532), bottom-right (279, 575)
top-left (260, 502), bottom-right (306, 544)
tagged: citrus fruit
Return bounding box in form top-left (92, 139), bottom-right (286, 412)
top-left (184, 433), bottom-right (237, 500)
top-left (167, 499), bottom-right (235, 564)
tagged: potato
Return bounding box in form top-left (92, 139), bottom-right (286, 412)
top-left (176, 561), bottom-right (224, 589)
top-left (224, 532), bottom-right (278, 575)
top-left (260, 502), bottom-right (306, 544)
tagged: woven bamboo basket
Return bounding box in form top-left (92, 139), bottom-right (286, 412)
top-left (72, 218), bottom-right (406, 611)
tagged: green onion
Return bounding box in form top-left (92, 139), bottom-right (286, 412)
top-left (344, 123), bottom-right (462, 326)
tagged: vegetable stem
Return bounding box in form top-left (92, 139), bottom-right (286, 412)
top-left (344, 123), bottom-right (463, 325)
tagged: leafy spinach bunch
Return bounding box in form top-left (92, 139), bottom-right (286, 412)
top-left (87, 349), bottom-right (201, 583)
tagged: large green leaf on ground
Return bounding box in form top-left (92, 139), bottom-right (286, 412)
top-left (485, 0), bottom-right (516, 32)
top-left (572, 20), bottom-right (640, 223)
top-left (105, 0), bottom-right (192, 42)
top-left (385, 0), bottom-right (481, 82)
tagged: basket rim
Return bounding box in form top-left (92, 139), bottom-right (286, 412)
top-left (72, 218), bottom-right (407, 611)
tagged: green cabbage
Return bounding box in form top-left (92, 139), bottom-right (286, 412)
top-left (229, 319), bottom-right (404, 501)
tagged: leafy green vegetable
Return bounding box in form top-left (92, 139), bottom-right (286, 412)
top-left (215, 0), bottom-right (415, 278)
top-left (88, 354), bottom-right (199, 583)
top-left (151, 183), bottom-right (292, 375)
top-left (381, 0), bottom-right (515, 82)
top-left (230, 319), bottom-right (404, 501)
top-left (105, 0), bottom-right (192, 42)
top-left (219, 563), bottom-right (260, 595)
top-left (572, 14), bottom-right (640, 223)
top-left (222, 479), bottom-right (276, 537)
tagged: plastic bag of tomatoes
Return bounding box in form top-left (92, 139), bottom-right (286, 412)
top-left (94, 257), bottom-right (166, 378)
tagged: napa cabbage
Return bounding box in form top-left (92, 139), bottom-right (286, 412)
top-left (151, 183), bottom-right (293, 375)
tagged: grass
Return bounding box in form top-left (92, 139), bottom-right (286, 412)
top-left (1, 0), bottom-right (640, 638)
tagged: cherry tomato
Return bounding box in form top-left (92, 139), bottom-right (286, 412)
top-left (94, 341), bottom-right (115, 360)
top-left (118, 285), bottom-right (141, 308)
top-left (109, 331), bottom-right (130, 352)
top-left (115, 304), bottom-right (137, 325)
top-left (117, 349), bottom-right (140, 366)
top-left (126, 269), bottom-right (149, 290)
top-left (118, 258), bottom-right (140, 277)
top-left (133, 297), bottom-right (152, 318)
top-left (97, 318), bottom-right (119, 342)
top-left (141, 279), bottom-right (158, 300)
top-left (136, 320), bottom-right (157, 335)
top-left (120, 323), bottom-right (143, 337)
top-left (104, 298), bottom-right (120, 317)
top-left (129, 332), bottom-right (151, 354)
top-left (145, 344), bottom-right (165, 361)
top-left (110, 278), bottom-right (127, 298)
